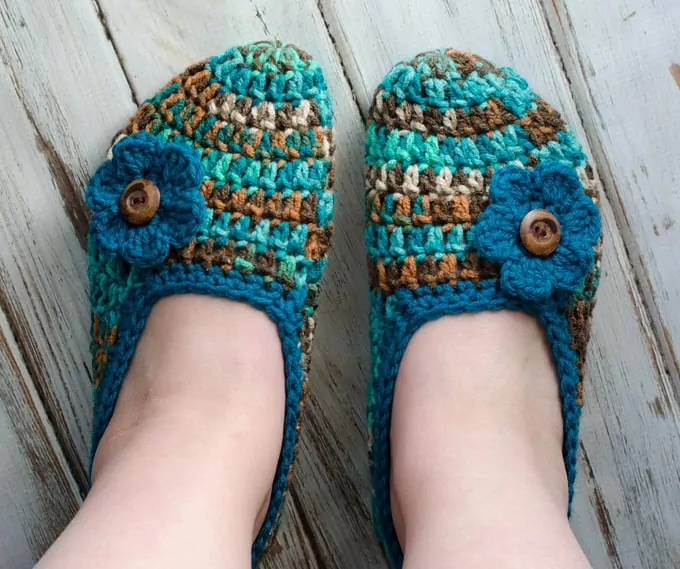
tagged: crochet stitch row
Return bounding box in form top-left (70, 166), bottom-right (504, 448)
top-left (365, 122), bottom-right (586, 171)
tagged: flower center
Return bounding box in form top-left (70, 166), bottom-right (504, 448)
top-left (520, 209), bottom-right (561, 256)
top-left (120, 179), bottom-right (160, 225)
top-left (531, 219), bottom-right (555, 242)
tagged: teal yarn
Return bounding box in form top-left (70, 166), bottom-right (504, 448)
top-left (365, 49), bottom-right (602, 569)
top-left (86, 41), bottom-right (335, 565)
top-left (365, 222), bottom-right (473, 263)
top-left (378, 58), bottom-right (536, 114)
top-left (208, 45), bottom-right (333, 117)
top-left (365, 122), bottom-right (587, 171)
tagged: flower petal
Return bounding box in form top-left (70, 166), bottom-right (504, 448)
top-left (157, 181), bottom-right (206, 250)
top-left (500, 255), bottom-right (554, 302)
top-left (559, 195), bottom-right (601, 246)
top-left (119, 224), bottom-right (170, 268)
top-left (112, 132), bottom-right (161, 180)
top-left (550, 234), bottom-right (595, 292)
top-left (475, 204), bottom-right (524, 264)
top-left (533, 160), bottom-right (585, 213)
top-left (85, 160), bottom-right (123, 211)
top-left (488, 164), bottom-right (534, 206)
top-left (90, 211), bottom-right (128, 258)
top-left (163, 201), bottom-right (206, 249)
top-left (158, 143), bottom-right (205, 193)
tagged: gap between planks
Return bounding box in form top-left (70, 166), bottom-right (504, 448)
top-left (0, 304), bottom-right (81, 564)
top-left (91, 0), bottom-right (139, 105)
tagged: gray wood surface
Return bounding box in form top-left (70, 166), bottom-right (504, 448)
top-left (0, 308), bottom-right (80, 567)
top-left (0, 0), bottom-right (678, 567)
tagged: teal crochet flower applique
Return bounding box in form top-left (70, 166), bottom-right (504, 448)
top-left (86, 132), bottom-right (206, 268)
top-left (475, 160), bottom-right (600, 303)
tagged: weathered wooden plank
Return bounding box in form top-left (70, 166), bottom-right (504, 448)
top-left (0, 0), bottom-right (138, 483)
top-left (541, 0), bottom-right (680, 394)
top-left (97, 1), bottom-right (382, 566)
top-left (260, 495), bottom-right (322, 569)
top-left (315, 0), bottom-right (680, 567)
top-left (0, 305), bottom-right (81, 568)
top-left (571, 196), bottom-right (680, 568)
top-left (2, 0), bottom-right (677, 567)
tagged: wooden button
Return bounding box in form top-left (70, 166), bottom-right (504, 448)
top-left (520, 209), bottom-right (561, 256)
top-left (119, 179), bottom-right (160, 225)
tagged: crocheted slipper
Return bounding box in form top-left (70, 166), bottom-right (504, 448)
top-left (365, 49), bottom-right (601, 567)
top-left (86, 41), bottom-right (334, 563)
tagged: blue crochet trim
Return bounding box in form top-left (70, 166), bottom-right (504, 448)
top-left (86, 133), bottom-right (207, 267)
top-left (369, 281), bottom-right (582, 569)
top-left (90, 262), bottom-right (307, 564)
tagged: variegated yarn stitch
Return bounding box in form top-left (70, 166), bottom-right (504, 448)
top-left (86, 41), bottom-right (335, 564)
top-left (365, 49), bottom-right (602, 568)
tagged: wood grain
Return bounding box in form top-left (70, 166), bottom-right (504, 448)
top-left (540, 0), bottom-right (680, 396)
top-left (0, 0), bottom-right (679, 567)
top-left (0, 305), bottom-right (80, 568)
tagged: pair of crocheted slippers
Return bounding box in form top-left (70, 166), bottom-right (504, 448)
top-left (86, 41), bottom-right (601, 567)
